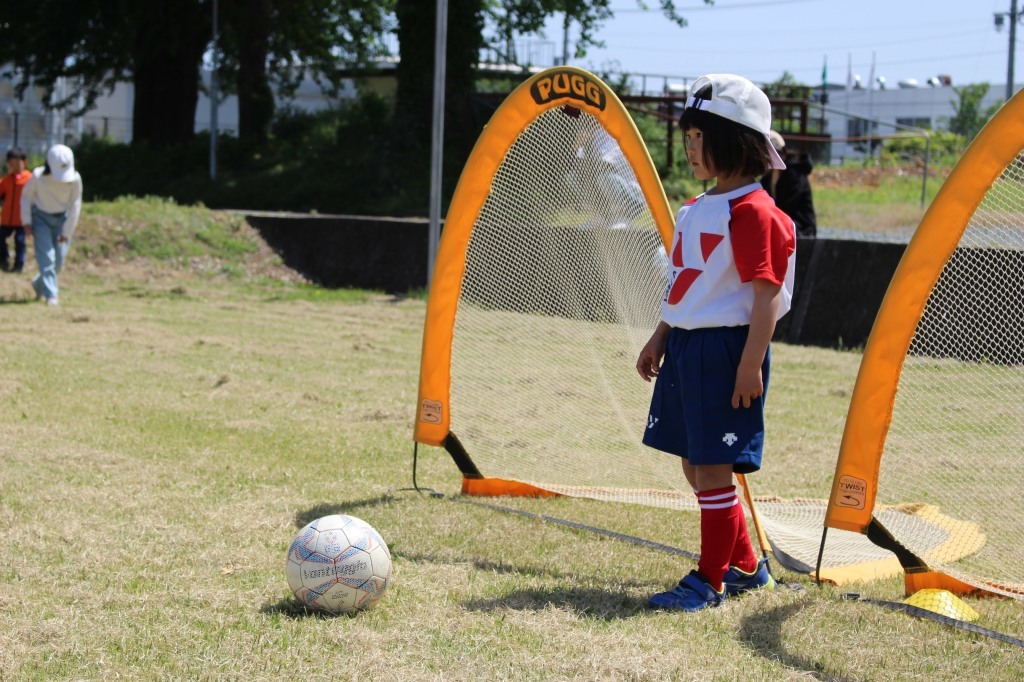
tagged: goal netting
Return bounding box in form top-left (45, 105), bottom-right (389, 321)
top-left (852, 156), bottom-right (1024, 597)
top-left (821, 89), bottom-right (1024, 598)
top-left (416, 68), bottom-right (901, 580)
top-left (449, 104), bottom-right (695, 506)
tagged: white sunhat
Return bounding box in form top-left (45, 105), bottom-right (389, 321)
top-left (46, 144), bottom-right (76, 183)
top-left (684, 74), bottom-right (786, 170)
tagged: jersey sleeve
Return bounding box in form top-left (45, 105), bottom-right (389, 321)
top-left (729, 194), bottom-right (795, 286)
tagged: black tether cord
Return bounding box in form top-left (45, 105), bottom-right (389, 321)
top-left (815, 527), bottom-right (828, 587)
top-left (453, 496), bottom-right (700, 561)
top-left (842, 594), bottom-right (1024, 649)
top-left (412, 442), bottom-right (421, 492)
top-left (406, 442), bottom-right (443, 497)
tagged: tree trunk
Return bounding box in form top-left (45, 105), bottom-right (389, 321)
top-left (394, 0), bottom-right (485, 208)
top-left (131, 2), bottom-right (208, 146)
top-left (235, 0), bottom-right (274, 143)
top-left (395, 0), bottom-right (484, 143)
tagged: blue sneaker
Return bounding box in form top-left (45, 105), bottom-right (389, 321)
top-left (722, 557), bottom-right (776, 596)
top-left (648, 571), bottom-right (725, 612)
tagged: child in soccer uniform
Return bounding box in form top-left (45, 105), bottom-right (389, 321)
top-left (636, 74), bottom-right (796, 612)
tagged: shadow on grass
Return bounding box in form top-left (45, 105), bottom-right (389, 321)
top-left (463, 586), bottom-right (645, 621)
top-left (259, 596), bottom-right (364, 620)
top-left (0, 274), bottom-right (37, 304)
top-left (391, 551), bottom-right (638, 586)
top-left (293, 495), bottom-right (397, 528)
top-left (285, 494), bottom-right (687, 622)
top-left (738, 599), bottom-right (858, 682)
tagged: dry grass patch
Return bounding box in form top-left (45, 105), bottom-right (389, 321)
top-left (0, 199), bottom-right (1022, 680)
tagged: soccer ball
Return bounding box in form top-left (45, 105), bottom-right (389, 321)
top-left (286, 514), bottom-right (392, 615)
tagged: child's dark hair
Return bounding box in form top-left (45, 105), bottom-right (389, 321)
top-left (6, 147), bottom-right (26, 161)
top-left (679, 85), bottom-right (772, 178)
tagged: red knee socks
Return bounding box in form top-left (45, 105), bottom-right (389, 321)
top-left (697, 485), bottom-right (758, 591)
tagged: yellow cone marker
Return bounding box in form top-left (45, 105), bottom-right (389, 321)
top-left (903, 589), bottom-right (980, 622)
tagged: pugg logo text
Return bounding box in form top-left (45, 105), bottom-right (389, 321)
top-left (530, 71), bottom-right (606, 110)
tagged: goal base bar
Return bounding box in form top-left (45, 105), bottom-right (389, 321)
top-left (461, 476), bottom-right (563, 498)
top-left (904, 569), bottom-right (1011, 599)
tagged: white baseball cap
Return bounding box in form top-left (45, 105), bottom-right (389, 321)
top-left (684, 74), bottom-right (786, 170)
top-left (46, 144), bottom-right (76, 183)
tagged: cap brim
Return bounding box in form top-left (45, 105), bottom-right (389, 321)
top-left (765, 135), bottom-right (786, 170)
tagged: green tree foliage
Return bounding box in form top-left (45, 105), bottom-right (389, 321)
top-left (947, 83), bottom-right (1001, 141)
top-left (393, 0), bottom-right (485, 157)
top-left (393, 0), bottom-right (711, 141)
top-left (881, 130), bottom-right (964, 166)
top-left (390, 0), bottom-right (710, 211)
top-left (0, 0), bottom-right (394, 146)
top-left (216, 0), bottom-right (395, 143)
top-left (8, 0), bottom-right (713, 215)
top-left (763, 72), bottom-right (812, 105)
top-left (762, 70), bottom-right (801, 97)
top-left (0, 0), bottom-right (211, 145)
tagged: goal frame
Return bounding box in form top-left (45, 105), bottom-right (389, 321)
top-left (414, 67), bottom-right (675, 495)
top-left (823, 88), bottom-right (1024, 596)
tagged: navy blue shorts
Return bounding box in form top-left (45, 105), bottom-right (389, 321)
top-left (642, 326), bottom-right (769, 474)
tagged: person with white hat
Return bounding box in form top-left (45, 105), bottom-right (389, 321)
top-left (19, 144), bottom-right (83, 306)
top-left (635, 74), bottom-right (796, 612)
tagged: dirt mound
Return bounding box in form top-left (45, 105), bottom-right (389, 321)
top-left (812, 165), bottom-right (949, 190)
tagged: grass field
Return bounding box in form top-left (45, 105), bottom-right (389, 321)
top-left (1, 199), bottom-right (1023, 680)
top-left (813, 166), bottom-right (947, 234)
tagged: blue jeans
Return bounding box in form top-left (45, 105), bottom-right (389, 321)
top-left (0, 225), bottom-right (26, 268)
top-left (30, 206), bottom-right (71, 300)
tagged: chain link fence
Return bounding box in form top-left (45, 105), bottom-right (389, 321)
top-left (0, 109), bottom-right (133, 157)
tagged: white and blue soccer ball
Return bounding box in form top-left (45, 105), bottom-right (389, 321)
top-left (286, 514), bottom-right (392, 615)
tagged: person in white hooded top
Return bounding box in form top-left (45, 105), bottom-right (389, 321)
top-left (20, 144), bottom-right (83, 306)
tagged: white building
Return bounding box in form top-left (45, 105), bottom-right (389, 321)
top-left (0, 68), bottom-right (360, 154)
top-left (193, 69), bottom-right (359, 135)
top-left (2, 63), bottom-right (1019, 166)
top-left (822, 82), bottom-right (1015, 163)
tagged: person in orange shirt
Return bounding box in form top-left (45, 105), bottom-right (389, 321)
top-left (0, 147), bottom-right (32, 273)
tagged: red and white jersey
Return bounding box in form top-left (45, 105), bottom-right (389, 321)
top-left (662, 182), bottom-right (795, 329)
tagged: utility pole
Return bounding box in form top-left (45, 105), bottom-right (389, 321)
top-left (1009, 0), bottom-right (1018, 101)
top-left (427, 0), bottom-right (448, 288)
top-left (561, 12), bottom-right (571, 66)
top-left (209, 0), bottom-right (219, 180)
top-left (995, 0), bottom-right (1020, 101)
